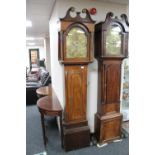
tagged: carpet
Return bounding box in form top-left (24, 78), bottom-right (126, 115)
top-left (26, 105), bottom-right (129, 155)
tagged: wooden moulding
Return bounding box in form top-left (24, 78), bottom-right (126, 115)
top-left (95, 112), bottom-right (122, 144)
top-left (97, 103), bottom-right (120, 116)
top-left (58, 7), bottom-right (95, 151)
top-left (94, 12), bottom-right (129, 145)
top-left (60, 21), bottom-right (94, 32)
top-left (58, 23), bottom-right (94, 64)
top-left (94, 12), bottom-right (128, 59)
top-left (62, 65), bottom-right (90, 151)
top-left (58, 7), bottom-right (95, 64)
top-left (62, 120), bottom-right (90, 151)
top-left (60, 7), bottom-right (95, 23)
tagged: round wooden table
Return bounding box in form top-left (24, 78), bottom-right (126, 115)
top-left (37, 88), bottom-right (63, 148)
top-left (36, 84), bottom-right (52, 98)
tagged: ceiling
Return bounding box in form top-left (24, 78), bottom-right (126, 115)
top-left (26, 0), bottom-right (128, 47)
top-left (26, 0), bottom-right (55, 46)
top-left (26, 0), bottom-right (55, 38)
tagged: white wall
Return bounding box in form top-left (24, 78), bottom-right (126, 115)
top-left (49, 3), bottom-right (65, 109)
top-left (44, 37), bottom-right (51, 75)
top-left (26, 46), bottom-right (46, 68)
top-left (49, 0), bottom-right (129, 132)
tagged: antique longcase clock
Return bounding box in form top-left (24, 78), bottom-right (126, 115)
top-left (58, 7), bottom-right (95, 151)
top-left (94, 12), bottom-right (129, 144)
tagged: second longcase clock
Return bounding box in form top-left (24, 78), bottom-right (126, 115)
top-left (58, 7), bottom-right (95, 151)
top-left (94, 12), bottom-right (129, 144)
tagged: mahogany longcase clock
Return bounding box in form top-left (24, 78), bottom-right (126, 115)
top-left (94, 12), bottom-right (129, 144)
top-left (58, 7), bottom-right (95, 151)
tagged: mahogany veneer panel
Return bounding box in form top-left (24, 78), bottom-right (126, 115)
top-left (95, 113), bottom-right (122, 143)
top-left (94, 12), bottom-right (129, 144)
top-left (64, 65), bottom-right (87, 122)
top-left (59, 7), bottom-right (95, 151)
top-left (63, 65), bottom-right (90, 151)
top-left (63, 123), bottom-right (90, 151)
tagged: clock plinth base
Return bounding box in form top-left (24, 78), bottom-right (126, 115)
top-left (62, 121), bottom-right (90, 151)
top-left (95, 112), bottom-right (122, 144)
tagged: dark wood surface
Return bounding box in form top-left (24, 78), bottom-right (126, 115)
top-left (37, 88), bottom-right (63, 148)
top-left (58, 7), bottom-right (95, 65)
top-left (64, 65), bottom-right (87, 122)
top-left (63, 65), bottom-right (90, 151)
top-left (94, 12), bottom-right (129, 144)
top-left (97, 60), bottom-right (122, 115)
top-left (94, 12), bottom-right (128, 59)
top-left (37, 97), bottom-right (62, 113)
top-left (60, 7), bottom-right (95, 23)
top-left (37, 91), bottom-right (62, 114)
top-left (95, 113), bottom-right (122, 143)
top-left (58, 7), bottom-right (95, 151)
top-left (63, 124), bottom-right (90, 151)
top-left (36, 84), bottom-right (52, 97)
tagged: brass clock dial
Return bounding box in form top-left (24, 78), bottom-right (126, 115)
top-left (66, 27), bottom-right (87, 58)
top-left (106, 24), bottom-right (121, 56)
